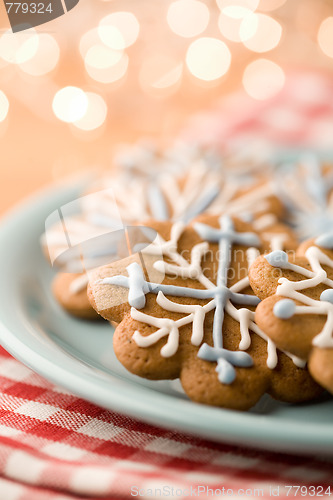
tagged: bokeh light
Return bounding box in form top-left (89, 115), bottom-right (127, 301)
top-left (186, 37), bottom-right (231, 81)
top-left (318, 17), bottom-right (333, 59)
top-left (218, 7), bottom-right (253, 43)
top-left (79, 29), bottom-right (100, 59)
top-left (139, 54), bottom-right (183, 96)
top-left (98, 12), bottom-right (140, 50)
top-left (84, 51), bottom-right (128, 84)
top-left (167, 0), bottom-right (210, 38)
top-left (0, 91), bottom-right (9, 122)
top-left (217, 0), bottom-right (259, 11)
top-left (98, 26), bottom-right (125, 51)
top-left (85, 44), bottom-right (123, 69)
top-left (19, 35), bottom-right (60, 76)
top-left (73, 92), bottom-right (107, 131)
top-left (257, 0), bottom-right (287, 11)
top-left (0, 29), bottom-right (38, 64)
top-left (52, 87), bottom-right (88, 123)
top-left (242, 59), bottom-right (285, 99)
top-left (241, 14), bottom-right (282, 52)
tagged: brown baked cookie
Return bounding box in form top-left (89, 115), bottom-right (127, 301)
top-left (42, 158), bottom-right (288, 321)
top-left (221, 177), bottom-right (285, 221)
top-left (42, 214), bottom-right (117, 319)
top-left (88, 215), bottom-right (320, 410)
top-left (194, 214), bottom-right (298, 254)
top-left (249, 231), bottom-right (333, 394)
top-left (256, 221), bottom-right (298, 252)
top-left (52, 273), bottom-right (100, 320)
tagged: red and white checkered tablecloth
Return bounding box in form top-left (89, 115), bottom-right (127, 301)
top-left (183, 69), bottom-right (333, 151)
top-left (2, 69), bottom-right (333, 499)
top-left (0, 345), bottom-right (332, 500)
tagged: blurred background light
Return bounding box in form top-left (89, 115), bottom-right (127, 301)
top-left (73, 92), bottom-right (107, 131)
top-left (242, 59), bottom-right (285, 99)
top-left (257, 0), bottom-right (287, 12)
top-left (84, 51), bottom-right (129, 83)
top-left (218, 7), bottom-right (253, 43)
top-left (222, 6), bottom-right (253, 18)
top-left (139, 54), bottom-right (183, 96)
top-left (239, 12), bottom-right (258, 42)
top-left (0, 91), bottom-right (9, 122)
top-left (318, 17), bottom-right (333, 59)
top-left (98, 26), bottom-right (125, 51)
top-left (85, 44), bottom-right (123, 69)
top-left (0, 29), bottom-right (38, 64)
top-left (167, 0), bottom-right (210, 38)
top-left (16, 34), bottom-right (39, 64)
top-left (241, 13), bottom-right (282, 52)
top-left (19, 35), bottom-right (60, 76)
top-left (186, 37), bottom-right (231, 81)
top-left (2, 0), bottom-right (333, 204)
top-left (52, 87), bottom-right (88, 123)
top-left (216, 0), bottom-right (259, 11)
top-left (98, 12), bottom-right (140, 50)
top-left (79, 29), bottom-right (100, 59)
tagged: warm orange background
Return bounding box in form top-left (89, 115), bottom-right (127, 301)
top-left (1, 0), bottom-right (332, 215)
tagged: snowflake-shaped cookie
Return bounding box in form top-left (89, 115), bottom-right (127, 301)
top-left (43, 145), bottom-right (287, 318)
top-left (88, 215), bottom-right (320, 410)
top-left (275, 155), bottom-right (333, 239)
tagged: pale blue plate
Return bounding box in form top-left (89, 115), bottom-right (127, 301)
top-left (0, 181), bottom-right (332, 455)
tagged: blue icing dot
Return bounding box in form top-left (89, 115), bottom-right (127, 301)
top-left (320, 289), bottom-right (333, 304)
top-left (273, 299), bottom-right (296, 319)
top-left (316, 232), bottom-right (333, 249)
top-left (216, 358), bottom-right (236, 385)
top-left (265, 250), bottom-right (289, 268)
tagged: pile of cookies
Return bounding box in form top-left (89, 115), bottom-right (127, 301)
top-left (42, 143), bottom-right (333, 411)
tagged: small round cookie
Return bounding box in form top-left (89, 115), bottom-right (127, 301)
top-left (52, 273), bottom-right (100, 320)
top-left (42, 214), bottom-right (120, 319)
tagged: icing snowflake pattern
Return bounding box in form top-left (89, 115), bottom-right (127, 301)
top-left (267, 231), bottom-right (333, 349)
top-left (98, 215), bottom-right (303, 384)
top-left (276, 155), bottom-right (333, 239)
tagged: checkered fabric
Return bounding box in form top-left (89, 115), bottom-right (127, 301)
top-left (184, 70), bottom-right (333, 150)
top-left (0, 346), bottom-right (332, 500)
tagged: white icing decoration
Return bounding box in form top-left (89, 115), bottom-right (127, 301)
top-left (212, 182), bottom-right (275, 216)
top-left (269, 244), bottom-right (333, 349)
top-left (125, 222), bottom-right (302, 369)
top-left (275, 158), bottom-right (333, 239)
top-left (252, 213), bottom-right (278, 231)
top-left (43, 143), bottom-right (283, 299)
top-left (131, 292), bottom-right (215, 357)
top-left (262, 232), bottom-right (289, 252)
top-left (142, 224), bottom-right (214, 290)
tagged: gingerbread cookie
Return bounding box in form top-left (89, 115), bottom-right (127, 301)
top-left (84, 151), bottom-right (286, 226)
top-left (42, 213), bottom-right (126, 319)
top-left (249, 231), bottom-right (333, 394)
top-left (43, 144), bottom-right (286, 320)
top-left (52, 272), bottom-right (99, 320)
top-left (87, 215), bottom-right (320, 410)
